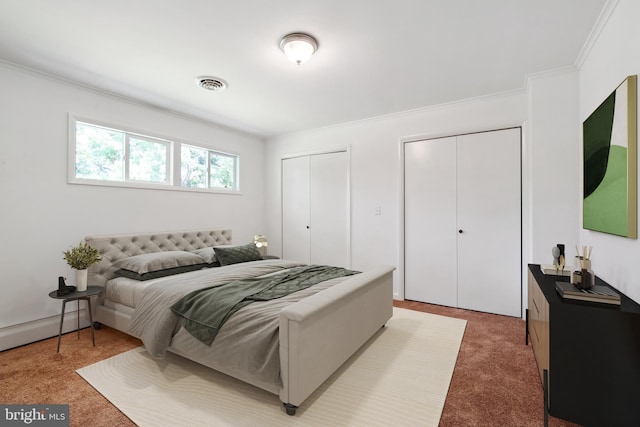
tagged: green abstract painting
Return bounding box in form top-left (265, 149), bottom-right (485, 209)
top-left (583, 75), bottom-right (637, 238)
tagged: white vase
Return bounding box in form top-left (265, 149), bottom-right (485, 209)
top-left (76, 269), bottom-right (88, 292)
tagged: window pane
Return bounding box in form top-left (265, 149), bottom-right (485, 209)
top-left (210, 153), bottom-right (235, 189)
top-left (181, 145), bottom-right (207, 188)
top-left (129, 137), bottom-right (168, 183)
top-left (75, 122), bottom-right (124, 181)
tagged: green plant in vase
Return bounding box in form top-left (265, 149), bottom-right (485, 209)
top-left (63, 241), bottom-right (102, 291)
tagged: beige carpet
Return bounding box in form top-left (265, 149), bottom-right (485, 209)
top-left (77, 307), bottom-right (466, 426)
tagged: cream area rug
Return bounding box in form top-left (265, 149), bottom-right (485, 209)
top-left (77, 307), bottom-right (466, 427)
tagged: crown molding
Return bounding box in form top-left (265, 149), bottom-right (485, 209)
top-left (524, 65), bottom-right (579, 92)
top-left (575, 0), bottom-right (620, 69)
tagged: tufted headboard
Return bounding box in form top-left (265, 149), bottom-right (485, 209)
top-left (85, 229), bottom-right (232, 287)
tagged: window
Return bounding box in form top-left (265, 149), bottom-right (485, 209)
top-left (128, 136), bottom-right (169, 183)
top-left (70, 118), bottom-right (239, 193)
top-left (74, 121), bottom-right (169, 184)
top-left (74, 122), bottom-right (125, 181)
top-left (181, 145), bottom-right (237, 190)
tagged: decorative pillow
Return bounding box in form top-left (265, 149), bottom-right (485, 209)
top-left (213, 243), bottom-right (262, 266)
top-left (112, 251), bottom-right (207, 281)
top-left (192, 247), bottom-right (219, 266)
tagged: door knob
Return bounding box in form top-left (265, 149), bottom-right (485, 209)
top-left (458, 229), bottom-right (463, 234)
top-left (306, 226), bottom-right (310, 229)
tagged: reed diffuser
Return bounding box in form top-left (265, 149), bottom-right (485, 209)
top-left (572, 245), bottom-right (594, 289)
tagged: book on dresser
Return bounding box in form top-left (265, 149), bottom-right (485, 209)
top-left (540, 264), bottom-right (571, 276)
top-left (555, 282), bottom-right (621, 305)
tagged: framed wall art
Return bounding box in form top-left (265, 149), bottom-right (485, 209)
top-left (583, 75), bottom-right (637, 238)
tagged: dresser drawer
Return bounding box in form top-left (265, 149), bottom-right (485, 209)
top-left (528, 269), bottom-right (549, 383)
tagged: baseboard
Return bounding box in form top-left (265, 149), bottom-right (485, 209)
top-left (0, 309), bottom-right (91, 351)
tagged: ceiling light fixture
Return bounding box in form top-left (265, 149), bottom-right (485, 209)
top-left (279, 33), bottom-right (318, 65)
top-left (195, 76), bottom-right (228, 91)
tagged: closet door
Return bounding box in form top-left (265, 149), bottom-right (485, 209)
top-left (404, 128), bottom-right (521, 317)
top-left (309, 151), bottom-right (349, 268)
top-left (282, 156), bottom-right (311, 263)
top-left (404, 137), bottom-right (458, 306)
top-left (456, 129), bottom-right (521, 317)
top-left (282, 151), bottom-right (349, 267)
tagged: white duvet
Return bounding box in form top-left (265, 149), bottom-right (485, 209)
top-left (126, 259), bottom-right (351, 388)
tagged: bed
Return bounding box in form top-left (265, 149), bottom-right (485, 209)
top-left (86, 229), bottom-right (394, 416)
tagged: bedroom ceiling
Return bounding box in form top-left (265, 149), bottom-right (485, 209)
top-left (0, 0), bottom-right (608, 137)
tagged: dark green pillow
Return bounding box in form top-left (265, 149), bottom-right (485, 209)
top-left (214, 243), bottom-right (262, 266)
top-left (116, 264), bottom-right (205, 281)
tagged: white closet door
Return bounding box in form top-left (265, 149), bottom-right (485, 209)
top-left (404, 137), bottom-right (458, 306)
top-left (456, 128), bottom-right (521, 317)
top-left (310, 151), bottom-right (349, 268)
top-left (282, 156), bottom-right (311, 264)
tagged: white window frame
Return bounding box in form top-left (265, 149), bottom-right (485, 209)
top-left (210, 150), bottom-right (239, 191)
top-left (125, 133), bottom-right (172, 185)
top-left (68, 115), bottom-right (241, 194)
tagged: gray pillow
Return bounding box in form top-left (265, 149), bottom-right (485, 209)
top-left (192, 247), bottom-right (219, 265)
top-left (113, 251), bottom-right (207, 280)
top-left (213, 243), bottom-right (262, 266)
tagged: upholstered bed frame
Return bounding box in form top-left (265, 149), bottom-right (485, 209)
top-left (85, 229), bottom-right (394, 415)
top-left (87, 229), bottom-right (232, 287)
top-left (86, 229), bottom-right (232, 332)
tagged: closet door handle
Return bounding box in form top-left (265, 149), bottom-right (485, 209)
top-left (458, 229), bottom-right (463, 234)
top-left (306, 226), bottom-right (310, 229)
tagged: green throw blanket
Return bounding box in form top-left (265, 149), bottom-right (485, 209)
top-left (171, 265), bottom-right (360, 345)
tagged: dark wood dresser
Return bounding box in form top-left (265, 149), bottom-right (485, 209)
top-left (527, 264), bottom-right (640, 426)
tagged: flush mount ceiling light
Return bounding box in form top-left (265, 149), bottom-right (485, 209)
top-left (279, 33), bottom-right (318, 65)
top-left (195, 76), bottom-right (228, 91)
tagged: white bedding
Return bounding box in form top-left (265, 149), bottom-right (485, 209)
top-left (103, 299), bottom-right (134, 316)
top-left (169, 275), bottom-right (348, 389)
top-left (104, 276), bottom-right (156, 308)
top-left (104, 269), bottom-right (209, 308)
top-left (125, 259), bottom-right (355, 389)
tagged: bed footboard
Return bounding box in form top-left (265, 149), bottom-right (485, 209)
top-left (278, 265), bottom-right (395, 413)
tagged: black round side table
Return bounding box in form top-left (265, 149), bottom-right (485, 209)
top-left (48, 286), bottom-right (102, 352)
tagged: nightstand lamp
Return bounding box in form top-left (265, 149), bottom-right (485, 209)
top-left (252, 235), bottom-right (268, 257)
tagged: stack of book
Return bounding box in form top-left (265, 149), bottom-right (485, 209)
top-left (555, 282), bottom-right (621, 305)
top-left (540, 264), bottom-right (572, 277)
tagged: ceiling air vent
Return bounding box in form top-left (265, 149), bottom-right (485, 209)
top-left (196, 76), bottom-right (228, 91)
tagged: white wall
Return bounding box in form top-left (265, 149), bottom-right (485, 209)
top-left (526, 70), bottom-right (582, 267)
top-left (0, 63), bottom-right (265, 350)
top-left (578, 0), bottom-right (640, 302)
